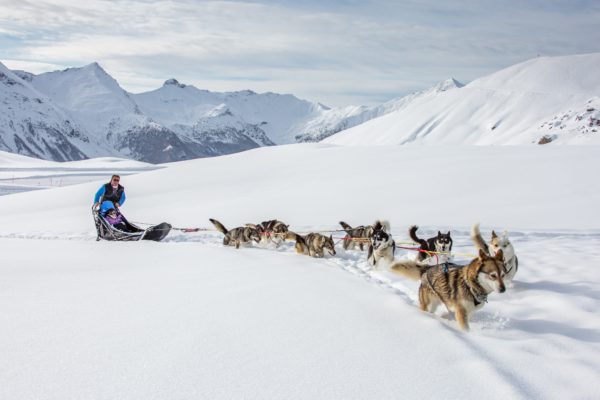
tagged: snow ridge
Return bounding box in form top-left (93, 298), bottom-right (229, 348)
top-left (326, 53), bottom-right (600, 146)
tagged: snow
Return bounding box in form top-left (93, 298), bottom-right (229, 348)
top-left (0, 150), bottom-right (160, 195)
top-left (0, 143), bottom-right (599, 399)
top-left (325, 53), bottom-right (600, 146)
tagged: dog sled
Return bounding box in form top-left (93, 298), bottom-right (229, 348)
top-left (92, 205), bottom-right (172, 242)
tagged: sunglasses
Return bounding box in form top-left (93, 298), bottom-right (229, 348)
top-left (112, 178), bottom-right (120, 182)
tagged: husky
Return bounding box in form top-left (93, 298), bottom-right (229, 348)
top-left (256, 219), bottom-right (289, 247)
top-left (209, 218), bottom-right (261, 249)
top-left (339, 221), bottom-right (373, 251)
top-left (390, 249), bottom-right (506, 331)
top-left (367, 220), bottom-right (395, 268)
top-left (286, 232), bottom-right (336, 258)
top-left (409, 225), bottom-right (453, 263)
top-left (471, 223), bottom-right (518, 283)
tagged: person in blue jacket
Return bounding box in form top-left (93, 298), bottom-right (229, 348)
top-left (93, 175), bottom-right (126, 215)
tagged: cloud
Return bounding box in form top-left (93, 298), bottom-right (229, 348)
top-left (1, 0), bottom-right (599, 106)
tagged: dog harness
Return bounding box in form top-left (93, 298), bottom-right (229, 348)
top-left (424, 264), bottom-right (488, 309)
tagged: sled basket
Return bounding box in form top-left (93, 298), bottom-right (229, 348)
top-left (92, 206), bottom-right (171, 242)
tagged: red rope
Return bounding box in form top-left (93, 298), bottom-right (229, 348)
top-left (397, 246), bottom-right (439, 264)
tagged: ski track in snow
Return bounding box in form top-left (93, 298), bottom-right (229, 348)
top-left (1, 227), bottom-right (599, 398)
top-left (1, 227), bottom-right (596, 335)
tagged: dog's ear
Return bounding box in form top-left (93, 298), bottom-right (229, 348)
top-left (447, 231), bottom-right (451, 237)
top-left (495, 249), bottom-right (504, 262)
top-left (438, 231), bottom-right (442, 236)
top-left (491, 230), bottom-right (498, 239)
top-left (502, 230), bottom-right (509, 239)
top-left (478, 248), bottom-right (488, 260)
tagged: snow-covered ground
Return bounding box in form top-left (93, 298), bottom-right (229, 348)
top-left (0, 144), bottom-right (599, 399)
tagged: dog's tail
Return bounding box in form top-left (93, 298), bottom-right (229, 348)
top-left (373, 219), bottom-right (391, 232)
top-left (470, 223), bottom-right (490, 255)
top-left (209, 218), bottom-right (228, 234)
top-left (389, 259), bottom-right (428, 281)
top-left (409, 225), bottom-right (427, 247)
top-left (339, 221), bottom-right (355, 235)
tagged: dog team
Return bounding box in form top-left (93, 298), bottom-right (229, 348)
top-left (209, 218), bottom-right (518, 331)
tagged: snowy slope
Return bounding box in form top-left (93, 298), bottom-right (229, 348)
top-left (0, 150), bottom-right (160, 195)
top-left (326, 53), bottom-right (600, 145)
top-left (0, 144), bottom-right (599, 399)
top-left (296, 78), bottom-right (464, 142)
top-left (0, 144), bottom-right (597, 235)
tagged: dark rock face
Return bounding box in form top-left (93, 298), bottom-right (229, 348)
top-left (4, 121), bottom-right (88, 161)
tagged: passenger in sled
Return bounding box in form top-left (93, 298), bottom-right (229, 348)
top-left (104, 207), bottom-right (136, 233)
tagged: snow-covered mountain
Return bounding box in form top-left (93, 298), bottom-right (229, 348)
top-left (296, 78), bottom-right (464, 142)
top-left (2, 53), bottom-right (599, 163)
top-left (2, 62), bottom-right (393, 163)
top-left (0, 63), bottom-right (93, 161)
top-left (325, 53), bottom-right (600, 145)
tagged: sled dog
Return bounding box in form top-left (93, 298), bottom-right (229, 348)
top-left (339, 221), bottom-right (373, 251)
top-left (409, 225), bottom-right (453, 263)
top-left (471, 223), bottom-right (518, 283)
top-left (390, 249), bottom-right (506, 331)
top-left (367, 220), bottom-right (395, 268)
top-left (257, 219), bottom-right (289, 247)
top-left (286, 232), bottom-right (336, 258)
top-left (209, 218), bottom-right (261, 249)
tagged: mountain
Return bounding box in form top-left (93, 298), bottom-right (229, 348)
top-left (325, 53), bottom-right (600, 145)
top-left (2, 62), bottom-right (396, 163)
top-left (28, 64), bottom-right (212, 163)
top-left (295, 78), bottom-right (464, 142)
top-left (2, 53), bottom-right (598, 163)
top-left (0, 63), bottom-right (91, 161)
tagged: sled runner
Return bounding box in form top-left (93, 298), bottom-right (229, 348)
top-left (92, 206), bottom-right (171, 242)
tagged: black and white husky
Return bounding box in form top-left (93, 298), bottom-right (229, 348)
top-left (409, 225), bottom-right (453, 264)
top-left (367, 220), bottom-right (396, 269)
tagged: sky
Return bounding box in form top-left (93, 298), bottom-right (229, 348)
top-left (1, 0), bottom-right (599, 107)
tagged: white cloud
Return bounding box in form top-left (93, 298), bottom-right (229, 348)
top-left (1, 0), bottom-right (599, 106)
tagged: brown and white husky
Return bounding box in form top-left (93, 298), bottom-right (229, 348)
top-left (390, 249), bottom-right (506, 331)
top-left (285, 232), bottom-right (336, 258)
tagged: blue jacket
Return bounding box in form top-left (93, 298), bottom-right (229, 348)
top-left (94, 184), bottom-right (126, 214)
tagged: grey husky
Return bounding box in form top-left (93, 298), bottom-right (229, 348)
top-left (256, 219), bottom-right (289, 247)
top-left (471, 223), bottom-right (518, 283)
top-left (339, 221), bottom-right (373, 251)
top-left (286, 232), bottom-right (336, 258)
top-left (209, 218), bottom-right (261, 249)
top-left (367, 220), bottom-right (395, 268)
top-left (390, 249), bottom-right (506, 331)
